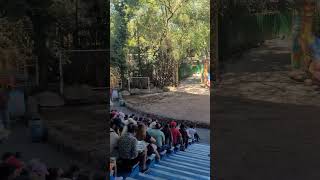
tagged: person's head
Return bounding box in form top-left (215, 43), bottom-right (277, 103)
top-left (190, 124), bottom-right (194, 129)
top-left (180, 123), bottom-right (185, 130)
top-left (110, 118), bottom-right (124, 133)
top-left (149, 121), bottom-right (157, 129)
top-left (127, 123), bottom-right (137, 135)
top-left (4, 156), bottom-right (24, 177)
top-left (170, 121), bottom-right (177, 128)
top-left (136, 123), bottom-right (146, 141)
top-left (164, 123), bottom-right (169, 129)
top-left (155, 123), bottom-right (161, 129)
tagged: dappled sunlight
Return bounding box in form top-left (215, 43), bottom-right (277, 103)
top-left (217, 71), bottom-right (320, 106)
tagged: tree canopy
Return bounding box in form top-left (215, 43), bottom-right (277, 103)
top-left (111, 0), bottom-right (209, 87)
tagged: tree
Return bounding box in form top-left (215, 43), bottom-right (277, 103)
top-left (111, 0), bottom-right (210, 87)
top-left (1, 0), bottom-right (106, 90)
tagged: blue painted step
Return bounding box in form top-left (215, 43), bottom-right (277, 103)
top-left (129, 143), bottom-right (211, 180)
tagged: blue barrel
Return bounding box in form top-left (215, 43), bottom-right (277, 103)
top-left (30, 117), bottom-right (43, 142)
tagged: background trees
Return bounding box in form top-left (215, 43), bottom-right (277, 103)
top-left (0, 0), bottom-right (107, 90)
top-left (111, 0), bottom-right (210, 87)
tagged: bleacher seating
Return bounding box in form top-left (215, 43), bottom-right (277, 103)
top-left (123, 143), bottom-right (210, 180)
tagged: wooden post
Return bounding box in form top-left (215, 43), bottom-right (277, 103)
top-left (128, 78), bottom-right (130, 92)
top-left (59, 51), bottom-right (64, 95)
top-left (215, 0), bottom-right (219, 83)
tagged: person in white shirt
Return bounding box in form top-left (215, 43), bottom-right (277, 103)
top-left (187, 124), bottom-right (197, 142)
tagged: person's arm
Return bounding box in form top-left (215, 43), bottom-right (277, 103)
top-left (161, 132), bottom-right (165, 145)
top-left (150, 136), bottom-right (156, 144)
top-left (132, 139), bottom-right (138, 158)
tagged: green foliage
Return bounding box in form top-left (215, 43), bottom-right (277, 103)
top-left (111, 0), bottom-right (209, 86)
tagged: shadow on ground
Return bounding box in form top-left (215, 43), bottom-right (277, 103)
top-left (213, 95), bottom-right (320, 180)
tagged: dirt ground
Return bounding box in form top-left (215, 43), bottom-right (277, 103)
top-left (214, 39), bottom-right (320, 180)
top-left (40, 104), bottom-right (107, 169)
top-left (216, 39), bottom-right (320, 106)
top-left (124, 75), bottom-right (210, 125)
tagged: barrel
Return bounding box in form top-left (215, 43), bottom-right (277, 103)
top-left (30, 117), bottom-right (44, 142)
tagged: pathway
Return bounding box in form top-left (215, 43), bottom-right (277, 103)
top-left (216, 39), bottom-right (320, 106)
top-left (123, 75), bottom-right (210, 125)
top-left (214, 38), bottom-right (320, 180)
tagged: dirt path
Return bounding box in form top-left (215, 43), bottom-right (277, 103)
top-left (124, 76), bottom-right (210, 125)
top-left (214, 39), bottom-right (320, 179)
top-left (216, 39), bottom-right (320, 106)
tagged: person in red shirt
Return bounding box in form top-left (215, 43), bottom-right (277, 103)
top-left (169, 121), bottom-right (182, 147)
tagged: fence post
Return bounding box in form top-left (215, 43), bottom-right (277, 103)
top-left (59, 51), bottom-right (64, 95)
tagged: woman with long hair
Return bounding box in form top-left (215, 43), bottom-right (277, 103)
top-left (136, 123), bottom-right (160, 161)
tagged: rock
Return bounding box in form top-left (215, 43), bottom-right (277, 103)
top-left (121, 90), bottom-right (130, 96)
top-left (304, 79), bottom-right (313, 86)
top-left (36, 91), bottom-right (64, 107)
top-left (312, 85), bottom-right (319, 89)
top-left (294, 74), bottom-right (304, 81)
top-left (64, 84), bottom-right (93, 100)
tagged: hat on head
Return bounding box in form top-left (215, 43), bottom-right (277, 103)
top-left (149, 121), bottom-right (157, 129)
top-left (170, 121), bottom-right (176, 127)
top-left (5, 156), bottom-right (23, 169)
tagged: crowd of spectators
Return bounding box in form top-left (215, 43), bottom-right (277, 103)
top-left (110, 109), bottom-right (200, 176)
top-left (0, 152), bottom-right (105, 180)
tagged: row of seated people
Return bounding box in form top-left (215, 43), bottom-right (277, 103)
top-left (110, 110), bottom-right (200, 177)
top-left (0, 152), bottom-right (105, 180)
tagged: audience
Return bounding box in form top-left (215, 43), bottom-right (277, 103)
top-left (110, 109), bottom-right (201, 177)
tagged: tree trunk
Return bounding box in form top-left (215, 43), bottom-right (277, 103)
top-left (31, 14), bottom-right (49, 90)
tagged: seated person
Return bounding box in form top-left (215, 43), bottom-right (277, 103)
top-left (148, 123), bottom-right (168, 152)
top-left (179, 124), bottom-right (189, 150)
top-left (186, 124), bottom-right (197, 142)
top-left (170, 121), bottom-right (182, 147)
top-left (161, 123), bottom-right (173, 148)
top-left (136, 123), bottom-right (160, 161)
top-left (117, 123), bottom-right (149, 173)
top-left (110, 118), bottom-right (124, 158)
